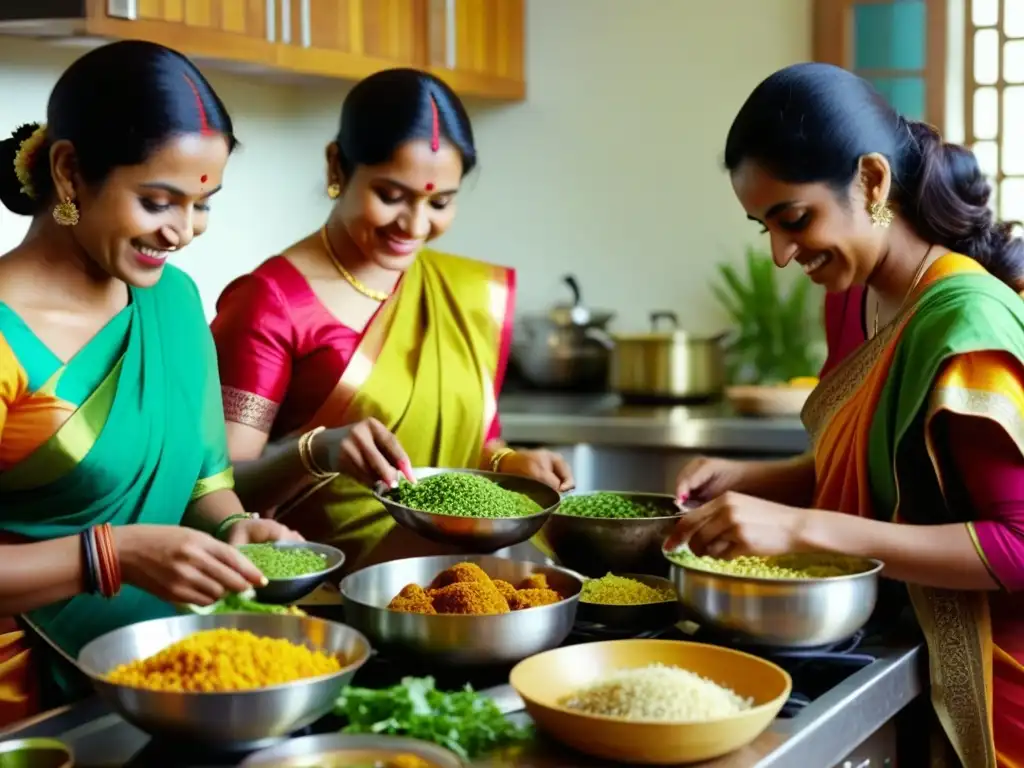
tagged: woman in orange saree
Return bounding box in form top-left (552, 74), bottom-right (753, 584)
top-left (212, 69), bottom-right (573, 571)
top-left (669, 64), bottom-right (1024, 766)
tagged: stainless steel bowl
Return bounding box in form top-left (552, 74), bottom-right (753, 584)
top-left (668, 555), bottom-right (885, 648)
top-left (340, 554), bottom-right (583, 666)
top-left (240, 733), bottom-right (463, 767)
top-left (542, 492), bottom-right (688, 577)
top-left (374, 467), bottom-right (559, 553)
top-left (575, 573), bottom-right (681, 631)
top-left (0, 738), bottom-right (73, 768)
top-left (248, 541), bottom-right (346, 604)
top-left (77, 613), bottom-right (371, 749)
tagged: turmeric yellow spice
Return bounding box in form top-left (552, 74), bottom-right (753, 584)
top-left (105, 628), bottom-right (342, 692)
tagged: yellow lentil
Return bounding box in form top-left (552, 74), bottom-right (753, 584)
top-left (580, 573), bottom-right (676, 605)
top-left (670, 551), bottom-right (869, 579)
top-left (105, 628), bottom-right (342, 692)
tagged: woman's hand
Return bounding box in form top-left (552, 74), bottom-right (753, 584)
top-left (664, 492), bottom-right (812, 557)
top-left (225, 517), bottom-right (303, 546)
top-left (316, 418), bottom-right (415, 487)
top-left (674, 456), bottom-right (754, 503)
top-left (115, 525), bottom-right (267, 606)
top-left (501, 449), bottom-right (575, 492)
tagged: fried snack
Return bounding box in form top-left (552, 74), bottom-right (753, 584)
top-left (429, 562), bottom-right (492, 590)
top-left (508, 588), bottom-right (563, 610)
top-left (428, 581), bottom-right (510, 615)
top-left (386, 584), bottom-right (437, 614)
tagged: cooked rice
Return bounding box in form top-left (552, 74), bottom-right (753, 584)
top-left (559, 663), bottom-right (753, 722)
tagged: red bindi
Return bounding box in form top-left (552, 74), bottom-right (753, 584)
top-left (425, 182), bottom-right (435, 192)
top-left (200, 174), bottom-right (208, 184)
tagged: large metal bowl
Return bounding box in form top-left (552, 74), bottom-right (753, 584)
top-left (77, 613), bottom-right (371, 749)
top-left (542, 492), bottom-right (688, 577)
top-left (340, 554), bottom-right (583, 666)
top-left (668, 554), bottom-right (885, 648)
top-left (247, 541), bottom-right (346, 604)
top-left (374, 467), bottom-right (560, 553)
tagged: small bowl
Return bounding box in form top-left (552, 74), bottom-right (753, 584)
top-left (576, 574), bottom-right (680, 631)
top-left (543, 492), bottom-right (688, 577)
top-left (240, 733), bottom-right (463, 767)
top-left (509, 639), bottom-right (791, 765)
top-left (340, 553), bottom-right (583, 666)
top-left (77, 613), bottom-right (371, 749)
top-left (373, 467), bottom-right (559, 553)
top-left (245, 541), bottom-right (346, 605)
top-left (0, 739), bottom-right (73, 768)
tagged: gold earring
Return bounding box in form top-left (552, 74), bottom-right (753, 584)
top-left (52, 197), bottom-right (79, 226)
top-left (869, 200), bottom-right (894, 228)
top-left (327, 183), bottom-right (341, 200)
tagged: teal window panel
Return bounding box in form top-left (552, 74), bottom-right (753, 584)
top-left (854, 1), bottom-right (927, 71)
top-left (868, 76), bottom-right (926, 119)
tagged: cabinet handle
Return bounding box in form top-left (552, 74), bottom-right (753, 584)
top-left (444, 0), bottom-right (456, 68)
top-left (280, 0), bottom-right (292, 44)
top-left (300, 0), bottom-right (311, 47)
top-left (107, 0), bottom-right (137, 20)
top-left (265, 0), bottom-right (276, 42)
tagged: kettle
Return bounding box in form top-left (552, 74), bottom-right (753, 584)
top-left (511, 274), bottom-right (615, 391)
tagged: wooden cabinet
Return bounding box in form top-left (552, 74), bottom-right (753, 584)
top-left (813, 0), bottom-right (946, 129)
top-left (0, 0), bottom-right (525, 100)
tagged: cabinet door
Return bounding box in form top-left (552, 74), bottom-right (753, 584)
top-left (428, 0), bottom-right (525, 100)
top-left (91, 0), bottom-right (275, 64)
top-left (814, 0), bottom-right (946, 128)
top-left (275, 0), bottom-right (427, 80)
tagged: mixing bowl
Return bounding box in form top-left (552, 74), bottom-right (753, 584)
top-left (575, 573), bottom-right (680, 631)
top-left (668, 553), bottom-right (885, 648)
top-left (373, 467), bottom-right (559, 553)
top-left (0, 739), bottom-right (73, 768)
top-left (340, 554), bottom-right (583, 665)
top-left (510, 639), bottom-right (790, 765)
top-left (77, 613), bottom-right (371, 749)
top-left (240, 734), bottom-right (463, 767)
top-left (247, 541), bottom-right (346, 604)
top-left (542, 492), bottom-right (688, 577)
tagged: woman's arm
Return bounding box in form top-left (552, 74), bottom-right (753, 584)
top-left (229, 424), bottom-right (324, 512)
top-left (0, 537), bottom-right (87, 615)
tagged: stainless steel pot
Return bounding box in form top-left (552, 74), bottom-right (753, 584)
top-left (610, 310), bottom-right (727, 401)
top-left (511, 274), bottom-right (614, 391)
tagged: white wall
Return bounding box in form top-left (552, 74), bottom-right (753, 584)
top-left (0, 0), bottom-right (811, 334)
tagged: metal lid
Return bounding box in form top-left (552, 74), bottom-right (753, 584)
top-left (611, 311), bottom-right (727, 342)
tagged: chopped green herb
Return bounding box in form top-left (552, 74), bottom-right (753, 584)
top-left (335, 676), bottom-right (531, 760)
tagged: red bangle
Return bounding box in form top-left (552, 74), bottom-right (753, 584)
top-left (94, 523), bottom-right (121, 598)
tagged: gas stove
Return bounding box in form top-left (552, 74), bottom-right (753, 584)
top-left (6, 619), bottom-right (893, 768)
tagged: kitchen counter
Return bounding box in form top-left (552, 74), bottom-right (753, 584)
top-left (498, 393), bottom-right (808, 455)
top-left (0, 638), bottom-right (924, 768)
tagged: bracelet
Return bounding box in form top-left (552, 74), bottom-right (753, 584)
top-left (214, 512), bottom-right (256, 542)
top-left (298, 426), bottom-right (336, 480)
top-left (489, 447), bottom-right (516, 473)
top-left (80, 529), bottom-right (100, 595)
top-left (94, 523), bottom-right (122, 598)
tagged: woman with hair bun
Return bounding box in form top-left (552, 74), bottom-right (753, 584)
top-left (668, 63), bottom-right (1024, 765)
top-left (212, 68), bottom-right (573, 570)
top-left (0, 40), bottom-right (300, 725)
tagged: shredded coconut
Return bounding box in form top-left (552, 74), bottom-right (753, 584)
top-left (559, 663), bottom-right (753, 722)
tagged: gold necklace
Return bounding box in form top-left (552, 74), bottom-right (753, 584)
top-left (319, 226), bottom-right (390, 302)
top-left (872, 246), bottom-right (934, 337)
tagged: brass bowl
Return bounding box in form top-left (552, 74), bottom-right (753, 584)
top-left (510, 639), bottom-right (790, 765)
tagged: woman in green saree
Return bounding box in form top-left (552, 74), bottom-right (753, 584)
top-left (669, 64), bottom-right (1024, 766)
top-left (0, 41), bottom-right (300, 727)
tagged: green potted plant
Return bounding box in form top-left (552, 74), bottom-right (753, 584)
top-left (712, 247), bottom-right (826, 385)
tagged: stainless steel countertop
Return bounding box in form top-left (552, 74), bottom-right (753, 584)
top-left (0, 641), bottom-right (924, 768)
top-left (498, 393), bottom-right (809, 454)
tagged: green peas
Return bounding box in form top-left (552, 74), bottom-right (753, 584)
top-left (390, 473), bottom-right (543, 518)
top-left (239, 543), bottom-right (328, 578)
top-left (558, 492), bottom-right (667, 519)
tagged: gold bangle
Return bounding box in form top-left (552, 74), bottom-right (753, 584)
top-left (489, 447), bottom-right (516, 473)
top-left (298, 427), bottom-right (336, 480)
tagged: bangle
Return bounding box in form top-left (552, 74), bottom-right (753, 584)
top-left (298, 427), bottom-right (336, 480)
top-left (94, 523), bottom-right (122, 598)
top-left (80, 529), bottom-right (100, 595)
top-left (214, 512), bottom-right (256, 542)
top-left (489, 447), bottom-right (516, 473)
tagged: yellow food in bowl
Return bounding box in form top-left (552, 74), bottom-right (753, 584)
top-left (105, 628), bottom-right (342, 692)
top-left (668, 551), bottom-right (871, 579)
